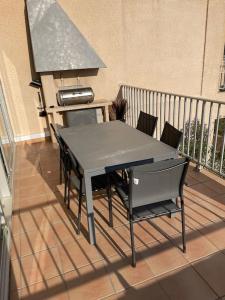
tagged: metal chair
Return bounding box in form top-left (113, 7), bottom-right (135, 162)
top-left (160, 122), bottom-right (183, 149)
top-left (50, 123), bottom-right (70, 201)
top-left (67, 148), bottom-right (120, 233)
top-left (120, 111), bottom-right (158, 182)
top-left (110, 157), bottom-right (189, 267)
top-left (50, 124), bottom-right (114, 233)
top-left (63, 109), bottom-right (98, 127)
top-left (136, 111), bottom-right (158, 137)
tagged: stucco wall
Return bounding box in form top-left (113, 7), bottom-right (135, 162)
top-left (0, 0), bottom-right (224, 138)
top-left (201, 0), bottom-right (225, 100)
top-left (0, 1), bottom-right (48, 138)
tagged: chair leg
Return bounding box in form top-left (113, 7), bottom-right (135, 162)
top-left (181, 197), bottom-right (186, 253)
top-left (59, 158), bottom-right (62, 184)
top-left (107, 175), bottom-right (113, 227)
top-left (129, 220), bottom-right (136, 267)
top-left (77, 188), bottom-right (83, 235)
top-left (122, 169), bottom-right (128, 184)
top-left (67, 176), bottom-right (71, 209)
top-left (64, 174), bottom-right (68, 203)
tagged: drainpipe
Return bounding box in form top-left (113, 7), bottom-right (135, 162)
top-left (200, 0), bottom-right (209, 96)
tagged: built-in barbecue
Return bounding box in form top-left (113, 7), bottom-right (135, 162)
top-left (57, 86), bottom-right (94, 106)
top-left (26, 0), bottom-right (109, 140)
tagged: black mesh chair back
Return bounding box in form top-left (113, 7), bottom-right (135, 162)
top-left (63, 109), bottom-right (97, 127)
top-left (50, 123), bottom-right (69, 185)
top-left (136, 111), bottom-right (158, 137)
top-left (111, 157), bottom-right (189, 267)
top-left (160, 122), bottom-right (182, 149)
top-left (51, 123), bottom-right (68, 155)
top-left (129, 157), bottom-right (188, 210)
top-left (67, 148), bottom-right (83, 180)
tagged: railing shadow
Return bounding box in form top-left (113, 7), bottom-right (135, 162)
top-left (9, 141), bottom-right (225, 299)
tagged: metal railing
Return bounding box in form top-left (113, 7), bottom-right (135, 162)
top-left (219, 60), bottom-right (225, 91)
top-left (121, 84), bottom-right (225, 178)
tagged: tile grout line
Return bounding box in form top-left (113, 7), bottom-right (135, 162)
top-left (192, 264), bottom-right (220, 299)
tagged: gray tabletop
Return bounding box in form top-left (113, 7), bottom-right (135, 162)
top-left (59, 121), bottom-right (177, 174)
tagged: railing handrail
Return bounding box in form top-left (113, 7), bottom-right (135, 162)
top-left (122, 84), bottom-right (225, 178)
top-left (121, 84), bottom-right (225, 106)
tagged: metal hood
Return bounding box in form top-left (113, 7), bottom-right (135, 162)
top-left (26, 0), bottom-right (106, 73)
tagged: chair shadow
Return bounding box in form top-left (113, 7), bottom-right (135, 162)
top-left (10, 141), bottom-right (225, 299)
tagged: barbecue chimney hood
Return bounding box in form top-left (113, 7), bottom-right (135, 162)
top-left (26, 0), bottom-right (106, 73)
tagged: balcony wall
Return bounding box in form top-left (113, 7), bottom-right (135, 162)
top-left (0, 0), bottom-right (224, 139)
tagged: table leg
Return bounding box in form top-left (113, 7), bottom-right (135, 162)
top-left (102, 105), bottom-right (109, 122)
top-left (84, 173), bottom-right (96, 245)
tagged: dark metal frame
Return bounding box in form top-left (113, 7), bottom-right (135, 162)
top-left (50, 123), bottom-right (70, 202)
top-left (160, 121), bottom-right (183, 149)
top-left (67, 148), bottom-right (113, 234)
top-left (51, 123), bottom-right (112, 234)
top-left (136, 111), bottom-right (158, 137)
top-left (109, 157), bottom-right (190, 267)
top-left (66, 148), bottom-right (84, 234)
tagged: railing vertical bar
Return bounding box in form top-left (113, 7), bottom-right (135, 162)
top-left (192, 100), bottom-right (199, 159)
top-left (129, 87), bottom-right (132, 127)
top-left (173, 95), bottom-right (176, 127)
top-left (125, 86), bottom-right (129, 125)
top-left (138, 89), bottom-right (141, 123)
top-left (137, 89), bottom-right (140, 127)
top-left (138, 89), bottom-right (141, 124)
top-left (164, 94), bottom-right (167, 125)
top-left (142, 89), bottom-right (145, 111)
top-left (134, 87), bottom-right (137, 128)
top-left (124, 86), bottom-right (127, 123)
top-left (148, 91), bottom-right (151, 115)
top-left (205, 102), bottom-right (213, 166)
top-left (168, 95), bottom-right (171, 123)
top-left (156, 92), bottom-right (159, 139)
top-left (198, 101), bottom-right (206, 167)
top-left (187, 98), bottom-right (193, 156)
top-left (160, 92), bottom-right (162, 135)
top-left (128, 86), bottom-right (132, 126)
top-left (212, 104), bottom-right (221, 169)
top-left (145, 90), bottom-right (149, 113)
top-left (152, 92), bottom-right (155, 117)
top-left (122, 85), bottom-right (125, 98)
top-left (219, 126), bottom-right (225, 174)
top-left (149, 91), bottom-right (151, 114)
top-left (177, 96), bottom-right (181, 130)
top-left (182, 97), bottom-right (187, 154)
top-left (132, 88), bottom-right (136, 127)
top-left (143, 89), bottom-right (145, 112)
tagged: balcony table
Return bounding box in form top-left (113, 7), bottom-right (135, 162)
top-left (59, 121), bottom-right (177, 245)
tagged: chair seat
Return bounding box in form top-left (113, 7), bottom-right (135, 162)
top-left (70, 171), bottom-right (120, 194)
top-left (115, 182), bottom-right (181, 221)
top-left (92, 174), bottom-right (108, 191)
top-left (131, 200), bottom-right (181, 221)
top-left (70, 173), bottom-right (108, 193)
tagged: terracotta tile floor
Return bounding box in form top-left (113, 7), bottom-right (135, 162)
top-left (10, 141), bottom-right (225, 300)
